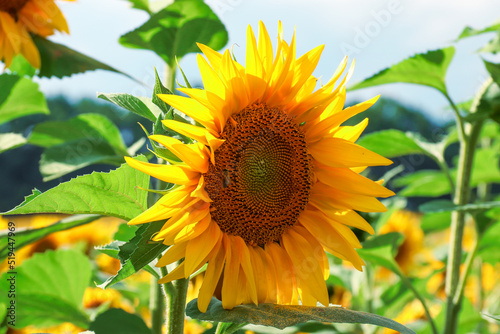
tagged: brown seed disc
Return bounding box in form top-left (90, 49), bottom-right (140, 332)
top-left (204, 103), bottom-right (313, 246)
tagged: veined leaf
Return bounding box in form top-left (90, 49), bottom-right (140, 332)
top-left (33, 36), bottom-right (135, 80)
top-left (356, 129), bottom-right (426, 158)
top-left (358, 233), bottom-right (403, 273)
top-left (29, 113), bottom-right (128, 152)
top-left (0, 74), bottom-right (49, 125)
top-left (0, 214), bottom-right (100, 260)
top-left (98, 221), bottom-right (167, 288)
top-left (393, 170), bottom-right (452, 197)
top-left (122, 0), bottom-right (151, 13)
top-left (119, 0), bottom-right (228, 66)
top-left (0, 133), bottom-right (27, 154)
top-left (350, 47), bottom-right (455, 96)
top-left (97, 93), bottom-right (162, 122)
top-left (29, 113), bottom-right (130, 181)
top-left (152, 67), bottom-right (173, 114)
top-left (186, 298), bottom-right (415, 333)
top-left (2, 156), bottom-right (149, 221)
top-left (484, 60), bottom-right (500, 86)
top-left (0, 249), bottom-right (91, 328)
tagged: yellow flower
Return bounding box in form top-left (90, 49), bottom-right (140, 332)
top-left (126, 21), bottom-right (394, 312)
top-left (378, 210), bottom-right (425, 276)
top-left (0, 0), bottom-right (74, 68)
top-left (83, 287), bottom-right (135, 313)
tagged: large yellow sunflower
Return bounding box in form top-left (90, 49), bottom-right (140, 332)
top-left (0, 0), bottom-right (73, 68)
top-left (125, 21), bottom-right (394, 312)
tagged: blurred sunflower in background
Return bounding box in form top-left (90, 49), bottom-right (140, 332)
top-left (126, 21), bottom-right (394, 312)
top-left (0, 0), bottom-right (74, 68)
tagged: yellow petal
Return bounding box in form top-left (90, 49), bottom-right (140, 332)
top-left (149, 135), bottom-right (209, 173)
top-left (233, 237), bottom-right (258, 305)
top-left (309, 137), bottom-right (392, 168)
top-left (265, 242), bottom-right (295, 305)
top-left (314, 163), bottom-right (395, 197)
top-left (281, 229), bottom-right (329, 306)
top-left (158, 262), bottom-right (186, 284)
top-left (125, 156), bottom-right (200, 185)
top-left (155, 200), bottom-right (209, 241)
top-left (198, 234), bottom-right (227, 312)
top-left (257, 20), bottom-right (273, 77)
top-left (248, 246), bottom-right (267, 303)
top-left (197, 42), bottom-right (222, 72)
top-left (331, 118), bottom-right (369, 143)
top-left (184, 220), bottom-right (221, 277)
top-left (190, 175), bottom-right (212, 203)
top-left (221, 235), bottom-right (240, 309)
top-left (156, 242), bottom-right (187, 267)
top-left (158, 94), bottom-right (217, 132)
top-left (173, 213), bottom-right (211, 244)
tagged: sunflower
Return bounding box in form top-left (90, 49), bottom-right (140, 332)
top-left (0, 0), bottom-right (73, 68)
top-left (125, 21), bottom-right (394, 312)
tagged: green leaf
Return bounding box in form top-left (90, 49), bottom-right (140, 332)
top-left (114, 223), bottom-right (139, 242)
top-left (97, 93), bottom-right (162, 122)
top-left (0, 214), bottom-right (99, 260)
top-left (186, 298), bottom-right (415, 333)
top-left (484, 60), bottom-right (500, 85)
top-left (98, 221), bottom-right (167, 288)
top-left (122, 0), bottom-right (151, 13)
top-left (0, 133), bottom-right (27, 154)
top-left (152, 67), bottom-right (173, 114)
top-left (2, 156), bottom-right (149, 221)
top-left (479, 33), bottom-right (500, 54)
top-left (7, 55), bottom-right (36, 77)
top-left (350, 47), bottom-right (455, 96)
top-left (29, 113), bottom-right (128, 152)
top-left (89, 308), bottom-right (152, 334)
top-left (0, 249), bottom-right (91, 328)
top-left (29, 113), bottom-right (130, 180)
top-left (456, 21), bottom-right (500, 40)
top-left (356, 130), bottom-right (426, 158)
top-left (0, 74), bottom-right (49, 125)
top-left (393, 170), bottom-right (452, 197)
top-left (119, 0), bottom-right (228, 66)
top-left (32, 36), bottom-right (134, 79)
top-left (478, 220), bottom-right (500, 264)
top-left (472, 82), bottom-right (500, 124)
top-left (421, 211), bottom-right (452, 232)
top-left (357, 233), bottom-right (403, 272)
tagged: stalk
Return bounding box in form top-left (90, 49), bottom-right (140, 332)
top-left (443, 120), bottom-right (483, 333)
top-left (168, 277), bottom-right (189, 334)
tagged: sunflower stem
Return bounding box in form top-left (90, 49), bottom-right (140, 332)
top-left (443, 119), bottom-right (483, 334)
top-left (151, 274), bottom-right (165, 334)
top-left (168, 275), bottom-right (189, 334)
top-left (165, 63), bottom-right (177, 93)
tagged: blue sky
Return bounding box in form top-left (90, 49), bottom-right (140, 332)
top-left (35, 0), bottom-right (500, 123)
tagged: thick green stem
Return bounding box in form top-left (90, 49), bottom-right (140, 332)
top-left (164, 63), bottom-right (177, 93)
top-left (151, 274), bottom-right (165, 334)
top-left (168, 276), bottom-right (189, 334)
top-left (443, 120), bottom-right (483, 334)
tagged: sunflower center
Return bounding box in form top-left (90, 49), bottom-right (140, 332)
top-left (204, 103), bottom-right (313, 246)
top-left (0, 0), bottom-right (29, 13)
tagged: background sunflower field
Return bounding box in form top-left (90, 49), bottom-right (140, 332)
top-left (1, 1), bottom-right (500, 334)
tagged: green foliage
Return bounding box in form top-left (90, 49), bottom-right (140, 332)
top-left (120, 0), bottom-right (228, 66)
top-left (7, 55), bottom-right (36, 77)
top-left (393, 170), bottom-right (451, 197)
top-left (349, 47), bottom-right (455, 95)
top-left (358, 233), bottom-right (403, 273)
top-left (152, 68), bottom-right (173, 114)
top-left (186, 298), bottom-right (415, 333)
top-left (32, 36), bottom-right (131, 79)
top-left (478, 220), bottom-right (500, 264)
top-left (98, 221), bottom-right (167, 288)
top-left (0, 249), bottom-right (91, 328)
top-left (0, 214), bottom-right (100, 260)
top-left (2, 156), bottom-right (149, 221)
top-left (0, 133), bottom-right (27, 154)
top-left (123, 0), bottom-right (152, 14)
top-left (356, 129), bottom-right (427, 158)
top-left (97, 93), bottom-right (162, 122)
top-left (0, 74), bottom-right (49, 125)
top-left (89, 308), bottom-right (152, 334)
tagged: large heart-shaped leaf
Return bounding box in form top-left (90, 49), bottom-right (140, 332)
top-left (120, 0), bottom-right (228, 66)
top-left (350, 47), bottom-right (455, 96)
top-left (0, 249), bottom-right (91, 328)
top-left (89, 308), bottom-right (152, 334)
top-left (2, 156), bottom-right (149, 221)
